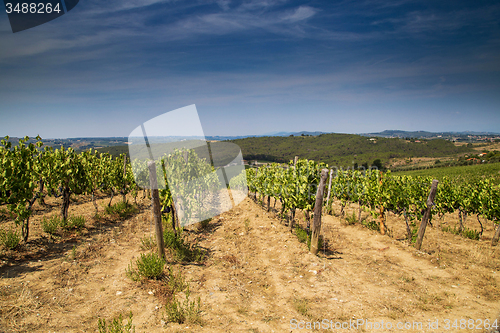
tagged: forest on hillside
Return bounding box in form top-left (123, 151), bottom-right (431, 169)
top-left (229, 133), bottom-right (472, 168)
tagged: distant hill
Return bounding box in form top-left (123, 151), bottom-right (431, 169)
top-left (206, 131), bottom-right (326, 141)
top-left (228, 133), bottom-right (473, 168)
top-left (364, 130), bottom-right (500, 139)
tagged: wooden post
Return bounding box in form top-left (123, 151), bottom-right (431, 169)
top-left (379, 172), bottom-right (385, 235)
top-left (148, 161), bottom-right (166, 260)
top-left (169, 204), bottom-right (177, 237)
top-left (310, 169), bottom-right (328, 255)
top-left (287, 156), bottom-right (300, 232)
top-left (415, 179), bottom-right (439, 251)
top-left (289, 208), bottom-right (296, 232)
top-left (379, 205), bottom-right (385, 235)
top-left (122, 155), bottom-right (128, 203)
top-left (325, 169), bottom-right (333, 213)
top-left (358, 201), bottom-right (363, 224)
top-left (492, 222), bottom-right (500, 246)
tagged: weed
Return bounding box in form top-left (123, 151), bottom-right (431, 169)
top-left (0, 208), bottom-right (9, 222)
top-left (60, 215), bottom-right (86, 231)
top-left (442, 225), bottom-right (480, 240)
top-left (166, 266), bottom-right (188, 293)
top-left (68, 215), bottom-right (86, 230)
top-left (401, 276), bottom-right (415, 283)
top-left (362, 219), bottom-right (380, 232)
top-left (105, 202), bottom-right (138, 220)
top-left (461, 227), bottom-right (481, 240)
top-left (0, 228), bottom-right (20, 250)
top-left (198, 218), bottom-right (211, 230)
top-left (41, 216), bottom-right (61, 235)
top-left (98, 311), bottom-right (135, 333)
top-left (293, 298), bottom-right (310, 317)
top-left (295, 225), bottom-right (308, 244)
top-left (237, 306), bottom-right (249, 315)
top-left (140, 235), bottom-right (156, 251)
top-left (244, 218), bottom-right (251, 232)
top-left (163, 228), bottom-right (205, 263)
top-left (70, 245), bottom-right (77, 260)
top-left (126, 253), bottom-right (165, 281)
top-left (344, 211), bottom-right (357, 225)
top-left (164, 285), bottom-right (202, 325)
top-left (294, 225), bottom-right (323, 251)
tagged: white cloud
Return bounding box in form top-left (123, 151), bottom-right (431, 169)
top-left (281, 6), bottom-right (316, 23)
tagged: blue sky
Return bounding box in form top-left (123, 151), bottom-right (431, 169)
top-left (0, 0), bottom-right (499, 138)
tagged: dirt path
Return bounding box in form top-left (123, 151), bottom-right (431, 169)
top-left (1, 195), bottom-right (499, 332)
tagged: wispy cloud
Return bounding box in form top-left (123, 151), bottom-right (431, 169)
top-left (1, 0), bottom-right (499, 137)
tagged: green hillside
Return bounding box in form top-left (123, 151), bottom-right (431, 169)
top-left (229, 133), bottom-right (472, 168)
top-left (395, 163), bottom-right (500, 184)
top-left (95, 133), bottom-right (473, 168)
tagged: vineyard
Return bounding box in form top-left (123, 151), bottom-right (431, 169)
top-left (240, 158), bottom-right (500, 249)
top-left (1, 136), bottom-right (500, 332)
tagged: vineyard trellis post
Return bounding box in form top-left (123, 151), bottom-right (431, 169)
top-left (148, 161), bottom-right (166, 260)
top-left (379, 172), bottom-right (385, 235)
top-left (288, 156), bottom-right (299, 231)
top-left (310, 168), bottom-right (328, 255)
top-left (325, 169), bottom-right (333, 214)
top-left (415, 179), bottom-right (439, 251)
top-left (122, 155), bottom-right (128, 203)
top-left (492, 223), bottom-right (500, 246)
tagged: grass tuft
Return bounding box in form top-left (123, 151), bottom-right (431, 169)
top-left (105, 201), bottom-right (138, 220)
top-left (98, 311), bottom-right (135, 333)
top-left (41, 216), bottom-right (61, 235)
top-left (362, 219), bottom-right (380, 232)
top-left (294, 225), bottom-right (323, 251)
top-left (140, 235), bottom-right (156, 251)
top-left (163, 228), bottom-right (205, 263)
top-left (293, 298), bottom-right (310, 318)
top-left (344, 211), bottom-right (357, 225)
top-left (0, 228), bottom-right (20, 250)
top-left (442, 225), bottom-right (480, 240)
top-left (164, 285), bottom-right (202, 325)
top-left (126, 253), bottom-right (165, 281)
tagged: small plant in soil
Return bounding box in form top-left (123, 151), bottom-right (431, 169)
top-left (163, 228), bottom-right (205, 263)
top-left (244, 218), bottom-right (251, 232)
top-left (41, 216), bottom-right (61, 235)
top-left (442, 225), bottom-right (480, 240)
top-left (97, 311), bottom-right (135, 333)
top-left (166, 266), bottom-right (188, 294)
top-left (63, 215), bottom-right (85, 230)
top-left (294, 225), bottom-right (323, 251)
top-left (344, 211), bottom-right (357, 225)
top-left (362, 219), bottom-right (380, 232)
top-left (0, 227), bottom-right (20, 250)
top-left (105, 201), bottom-right (138, 220)
top-left (198, 218), bottom-right (211, 230)
top-left (126, 253), bottom-right (165, 281)
top-left (164, 285), bottom-right (202, 325)
top-left (140, 235), bottom-right (156, 251)
top-left (293, 298), bottom-right (310, 318)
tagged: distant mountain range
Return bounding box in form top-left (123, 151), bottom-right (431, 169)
top-left (206, 131), bottom-right (326, 140)
top-left (3, 130), bottom-right (499, 149)
top-left (207, 130), bottom-right (499, 141)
